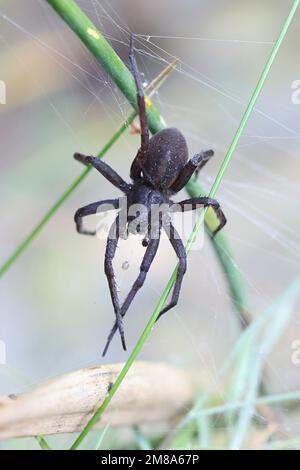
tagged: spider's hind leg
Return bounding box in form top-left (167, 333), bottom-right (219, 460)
top-left (156, 221), bottom-right (187, 321)
top-left (102, 222), bottom-right (161, 356)
top-left (104, 215), bottom-right (126, 350)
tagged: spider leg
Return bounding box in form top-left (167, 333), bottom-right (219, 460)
top-left (104, 215), bottom-right (126, 350)
top-left (102, 225), bottom-right (161, 356)
top-left (74, 153), bottom-right (131, 194)
top-left (172, 196), bottom-right (227, 237)
top-left (129, 33), bottom-right (149, 154)
top-left (156, 221), bottom-right (187, 320)
top-left (170, 149), bottom-right (214, 193)
top-left (74, 199), bottom-right (119, 236)
top-left (129, 33), bottom-right (150, 181)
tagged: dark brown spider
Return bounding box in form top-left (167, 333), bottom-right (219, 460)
top-left (74, 34), bottom-right (226, 355)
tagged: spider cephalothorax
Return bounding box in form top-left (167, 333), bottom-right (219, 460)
top-left (74, 34), bottom-right (227, 355)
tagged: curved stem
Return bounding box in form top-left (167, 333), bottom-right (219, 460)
top-left (47, 0), bottom-right (165, 134)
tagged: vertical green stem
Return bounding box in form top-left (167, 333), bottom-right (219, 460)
top-left (46, 0), bottom-right (165, 133)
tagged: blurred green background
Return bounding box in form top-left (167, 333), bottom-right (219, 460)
top-left (0, 0), bottom-right (300, 449)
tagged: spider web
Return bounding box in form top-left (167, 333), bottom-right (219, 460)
top-left (0, 0), bottom-right (300, 450)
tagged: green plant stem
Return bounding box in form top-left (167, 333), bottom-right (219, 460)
top-left (47, 0), bottom-right (165, 133)
top-left (188, 389), bottom-right (300, 419)
top-left (186, 178), bottom-right (249, 323)
top-left (266, 437), bottom-right (300, 451)
top-left (69, 0), bottom-right (299, 449)
top-left (35, 435), bottom-right (52, 450)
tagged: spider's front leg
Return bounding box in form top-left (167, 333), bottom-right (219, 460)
top-left (129, 33), bottom-right (149, 154)
top-left (173, 196), bottom-right (227, 237)
top-left (75, 199), bottom-right (119, 235)
top-left (156, 221), bottom-right (187, 320)
top-left (74, 152), bottom-right (131, 194)
top-left (129, 33), bottom-right (151, 180)
top-left (170, 149), bottom-right (214, 193)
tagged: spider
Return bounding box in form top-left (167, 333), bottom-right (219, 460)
top-left (74, 34), bottom-right (226, 356)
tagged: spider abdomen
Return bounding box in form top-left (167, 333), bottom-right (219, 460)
top-left (141, 127), bottom-right (188, 190)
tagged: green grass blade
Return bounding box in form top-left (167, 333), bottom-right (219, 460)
top-left (265, 437), bottom-right (300, 450)
top-left (187, 389), bottom-right (300, 420)
top-left (0, 365), bottom-right (52, 450)
top-left (207, 0), bottom-right (300, 199)
top-left (224, 330), bottom-right (256, 438)
top-left (94, 423), bottom-right (110, 450)
top-left (47, 0), bottom-right (165, 133)
top-left (229, 277), bottom-right (300, 449)
top-left (168, 276), bottom-right (300, 447)
top-left (133, 426), bottom-right (152, 451)
top-left (186, 177), bottom-right (249, 323)
top-left (35, 435), bottom-right (52, 450)
top-left (69, 0), bottom-right (299, 450)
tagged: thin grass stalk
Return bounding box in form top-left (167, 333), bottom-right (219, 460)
top-left (168, 275), bottom-right (300, 448)
top-left (47, 0), bottom-right (165, 133)
top-left (35, 436), bottom-right (52, 450)
top-left (229, 277), bottom-right (300, 449)
top-left (189, 389), bottom-right (300, 420)
top-left (186, 178), bottom-right (249, 324)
